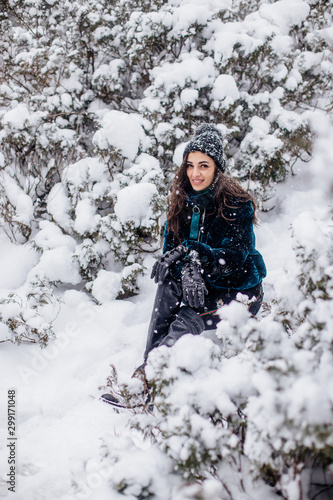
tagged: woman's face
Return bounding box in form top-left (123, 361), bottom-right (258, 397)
top-left (186, 151), bottom-right (216, 191)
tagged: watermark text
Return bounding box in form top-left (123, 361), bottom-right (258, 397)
top-left (7, 389), bottom-right (17, 493)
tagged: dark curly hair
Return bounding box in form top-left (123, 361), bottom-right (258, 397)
top-left (167, 155), bottom-right (258, 241)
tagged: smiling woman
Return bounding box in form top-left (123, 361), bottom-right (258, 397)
top-left (101, 123), bottom-right (267, 409)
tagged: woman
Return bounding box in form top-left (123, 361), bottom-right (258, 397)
top-left (102, 123), bottom-right (266, 408)
top-left (144, 123), bottom-right (266, 356)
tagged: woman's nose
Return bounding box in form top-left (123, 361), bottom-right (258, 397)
top-left (192, 166), bottom-right (200, 177)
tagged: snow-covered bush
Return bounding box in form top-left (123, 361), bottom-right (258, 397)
top-left (0, 173), bottom-right (32, 242)
top-left (113, 332), bottom-right (278, 499)
top-left (1, 0), bottom-right (333, 498)
top-left (55, 150), bottom-right (165, 298)
top-left (101, 335), bottom-right (279, 499)
top-left (121, 204), bottom-right (333, 500)
top-left (0, 0), bottom-right (332, 348)
top-left (138, 0), bottom-right (333, 200)
top-left (1, 0), bottom-right (332, 213)
top-left (0, 275), bottom-right (61, 347)
top-left (144, 336), bottom-right (246, 479)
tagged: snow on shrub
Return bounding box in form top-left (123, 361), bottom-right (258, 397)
top-left (58, 152), bottom-right (165, 299)
top-left (93, 110), bottom-right (149, 162)
top-left (0, 275), bottom-right (61, 347)
top-left (1, 0), bottom-right (331, 292)
top-left (90, 270), bottom-right (122, 303)
top-left (121, 332), bottom-right (278, 498)
top-left (0, 1), bottom-right (332, 498)
top-left (118, 202), bottom-right (333, 499)
top-left (115, 182), bottom-right (158, 226)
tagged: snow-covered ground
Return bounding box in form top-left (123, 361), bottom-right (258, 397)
top-left (1, 0), bottom-right (332, 497)
top-left (0, 158), bottom-right (325, 500)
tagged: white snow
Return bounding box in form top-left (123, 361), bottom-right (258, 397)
top-left (93, 110), bottom-right (147, 161)
top-left (34, 221), bottom-right (76, 251)
top-left (64, 157), bottom-right (107, 186)
top-left (0, 236), bottom-right (39, 290)
top-left (1, 1), bottom-right (332, 498)
top-left (150, 55), bottom-right (216, 94)
top-left (1, 148), bottom-right (332, 500)
top-left (212, 74), bottom-right (240, 102)
top-left (46, 184), bottom-right (73, 230)
top-left (74, 198), bottom-right (99, 235)
top-left (91, 269), bottom-right (122, 303)
top-left (179, 88), bottom-right (198, 106)
top-left (2, 172), bottom-right (34, 226)
top-left (29, 246), bottom-right (82, 284)
top-left (2, 103), bottom-right (44, 130)
top-left (114, 182), bottom-right (158, 226)
top-left (259, 0), bottom-right (310, 34)
top-left (92, 59), bottom-right (124, 88)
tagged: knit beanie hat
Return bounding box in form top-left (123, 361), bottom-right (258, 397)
top-left (183, 123), bottom-right (226, 172)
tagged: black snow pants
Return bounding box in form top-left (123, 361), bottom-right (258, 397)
top-left (144, 276), bottom-right (263, 360)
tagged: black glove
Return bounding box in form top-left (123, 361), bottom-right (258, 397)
top-left (151, 244), bottom-right (187, 283)
top-left (181, 252), bottom-right (208, 308)
top-left (183, 240), bottom-right (214, 266)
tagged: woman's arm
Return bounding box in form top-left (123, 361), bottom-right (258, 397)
top-left (162, 223), bottom-right (177, 254)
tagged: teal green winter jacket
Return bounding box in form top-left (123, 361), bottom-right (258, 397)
top-left (163, 186), bottom-right (266, 291)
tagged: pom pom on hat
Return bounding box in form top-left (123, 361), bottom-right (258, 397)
top-left (183, 123), bottom-right (226, 172)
